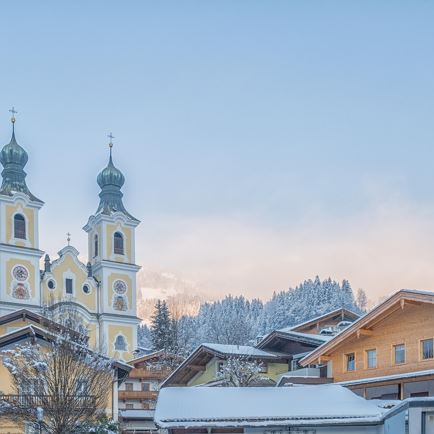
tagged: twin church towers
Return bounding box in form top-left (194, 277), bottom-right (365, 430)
top-left (0, 110), bottom-right (140, 360)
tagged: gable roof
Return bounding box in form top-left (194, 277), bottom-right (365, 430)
top-left (287, 308), bottom-right (360, 333)
top-left (0, 309), bottom-right (49, 326)
top-left (301, 289), bottom-right (434, 366)
top-left (202, 343), bottom-right (280, 358)
top-left (0, 323), bottom-right (131, 383)
top-left (161, 343), bottom-right (286, 387)
top-left (154, 385), bottom-right (391, 428)
top-left (0, 308), bottom-right (89, 344)
top-left (128, 350), bottom-right (183, 366)
top-left (256, 329), bottom-right (331, 350)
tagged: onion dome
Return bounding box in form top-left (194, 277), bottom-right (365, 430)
top-left (0, 112), bottom-right (42, 203)
top-left (95, 136), bottom-right (138, 222)
top-left (97, 149), bottom-right (125, 189)
top-left (0, 129), bottom-right (28, 168)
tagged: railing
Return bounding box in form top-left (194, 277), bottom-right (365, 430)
top-left (128, 368), bottom-right (172, 379)
top-left (0, 394), bottom-right (96, 409)
top-left (119, 390), bottom-right (158, 400)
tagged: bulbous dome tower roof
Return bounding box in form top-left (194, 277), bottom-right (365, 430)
top-left (95, 139), bottom-right (138, 222)
top-left (97, 149), bottom-right (125, 189)
top-left (0, 130), bottom-right (28, 168)
top-left (0, 115), bottom-right (42, 203)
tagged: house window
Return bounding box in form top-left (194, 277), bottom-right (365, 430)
top-left (14, 214), bottom-right (26, 239)
top-left (65, 278), bottom-right (73, 295)
top-left (394, 344), bottom-right (405, 364)
top-left (114, 232), bottom-right (124, 255)
top-left (422, 339), bottom-right (434, 360)
top-left (94, 234), bottom-right (98, 257)
top-left (366, 349), bottom-right (377, 369)
top-left (125, 383), bottom-right (133, 391)
top-left (114, 335), bottom-right (127, 352)
top-left (126, 403), bottom-right (134, 409)
top-left (346, 353), bottom-right (355, 371)
top-left (142, 382), bottom-right (150, 391)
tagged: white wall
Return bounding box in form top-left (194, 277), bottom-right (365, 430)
top-left (246, 425), bottom-right (383, 434)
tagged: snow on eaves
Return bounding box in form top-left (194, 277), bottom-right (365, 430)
top-left (286, 308), bottom-right (361, 332)
top-left (202, 343), bottom-right (277, 358)
top-left (154, 384), bottom-right (390, 428)
top-left (274, 329), bottom-right (332, 342)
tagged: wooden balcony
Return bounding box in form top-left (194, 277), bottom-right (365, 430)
top-left (119, 390), bottom-right (158, 400)
top-left (0, 394), bottom-right (96, 409)
top-left (128, 368), bottom-right (172, 379)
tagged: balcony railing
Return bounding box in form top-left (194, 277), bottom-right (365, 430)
top-left (119, 390), bottom-right (158, 400)
top-left (128, 368), bottom-right (172, 379)
top-left (0, 394), bottom-right (96, 409)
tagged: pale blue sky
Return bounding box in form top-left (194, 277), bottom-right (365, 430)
top-left (1, 2), bottom-right (434, 300)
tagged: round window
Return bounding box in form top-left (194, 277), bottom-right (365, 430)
top-left (13, 265), bottom-right (28, 282)
top-left (82, 284), bottom-right (90, 294)
top-left (47, 279), bottom-right (56, 290)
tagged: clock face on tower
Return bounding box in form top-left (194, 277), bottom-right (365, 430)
top-left (12, 265), bottom-right (29, 282)
top-left (113, 279), bottom-right (127, 295)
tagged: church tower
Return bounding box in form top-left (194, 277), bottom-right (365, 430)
top-left (83, 136), bottom-right (140, 360)
top-left (0, 110), bottom-right (44, 313)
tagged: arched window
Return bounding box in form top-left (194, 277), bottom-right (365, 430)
top-left (94, 234), bottom-right (99, 257)
top-left (14, 214), bottom-right (26, 239)
top-left (113, 232), bottom-right (124, 255)
top-left (114, 335), bottom-right (127, 352)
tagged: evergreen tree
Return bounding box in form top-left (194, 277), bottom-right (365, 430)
top-left (143, 276), bottom-right (364, 355)
top-left (150, 300), bottom-right (172, 350)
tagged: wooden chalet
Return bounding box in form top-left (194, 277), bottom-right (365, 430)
top-left (301, 289), bottom-right (434, 399)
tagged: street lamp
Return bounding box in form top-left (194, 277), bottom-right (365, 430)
top-left (36, 407), bottom-right (44, 434)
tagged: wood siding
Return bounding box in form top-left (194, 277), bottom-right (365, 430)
top-left (329, 302), bottom-right (434, 382)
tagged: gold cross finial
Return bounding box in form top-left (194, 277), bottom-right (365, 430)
top-left (9, 107), bottom-right (17, 124)
top-left (67, 232), bottom-right (71, 246)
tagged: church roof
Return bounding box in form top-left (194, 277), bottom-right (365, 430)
top-left (95, 141), bottom-right (138, 222)
top-left (0, 120), bottom-right (43, 203)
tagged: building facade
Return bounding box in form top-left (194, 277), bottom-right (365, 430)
top-left (301, 289), bottom-right (434, 400)
top-left (0, 114), bottom-right (140, 361)
top-left (119, 351), bottom-right (180, 433)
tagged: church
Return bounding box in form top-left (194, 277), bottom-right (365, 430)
top-left (0, 111), bottom-right (140, 361)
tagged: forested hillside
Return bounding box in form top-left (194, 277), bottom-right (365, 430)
top-left (138, 276), bottom-right (367, 355)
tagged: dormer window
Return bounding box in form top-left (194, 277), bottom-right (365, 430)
top-left (94, 234), bottom-right (99, 257)
top-left (14, 214), bottom-right (26, 239)
top-left (114, 232), bottom-right (124, 255)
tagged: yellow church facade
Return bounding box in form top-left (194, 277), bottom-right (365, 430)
top-left (0, 112), bottom-right (140, 362)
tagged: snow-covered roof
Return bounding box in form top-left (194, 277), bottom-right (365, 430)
top-left (202, 343), bottom-right (277, 358)
top-left (161, 342), bottom-right (288, 387)
top-left (287, 308), bottom-right (361, 332)
top-left (0, 324), bottom-right (132, 376)
top-left (155, 385), bottom-right (391, 428)
top-left (256, 328), bottom-right (332, 350)
top-left (275, 329), bottom-right (332, 342)
top-left (301, 289), bottom-right (434, 367)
